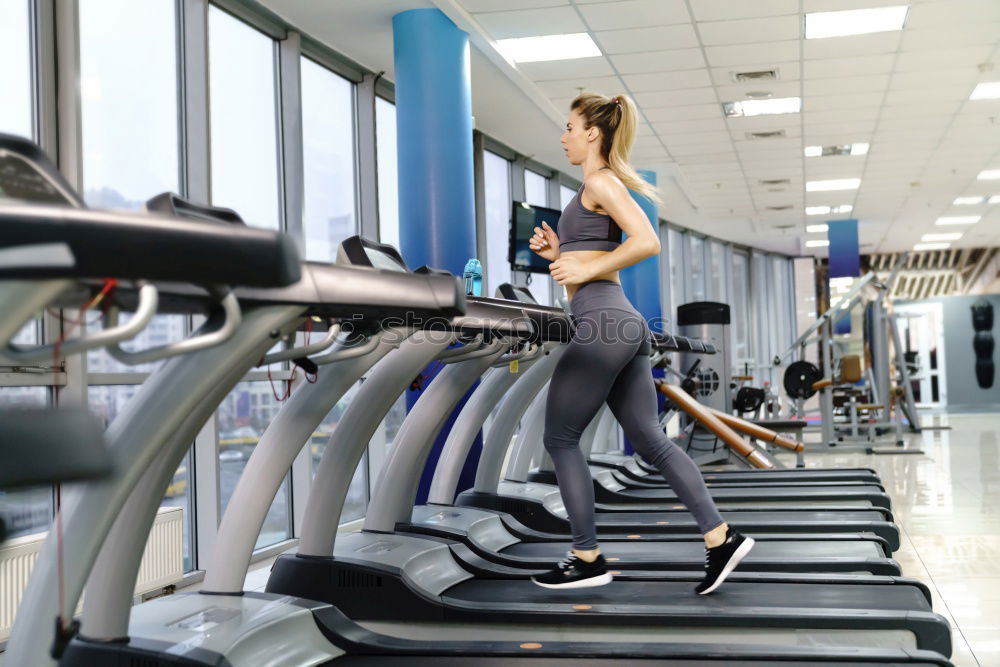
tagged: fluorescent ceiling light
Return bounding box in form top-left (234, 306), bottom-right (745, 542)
top-left (804, 145), bottom-right (822, 157)
top-left (850, 143), bottom-right (870, 156)
top-left (922, 232), bottom-right (962, 242)
top-left (804, 143), bottom-right (869, 157)
top-left (970, 82), bottom-right (1000, 101)
top-left (806, 224), bottom-right (829, 233)
top-left (954, 196), bottom-right (985, 205)
top-left (806, 178), bottom-right (861, 192)
top-left (914, 242), bottom-right (951, 251)
top-left (805, 206), bottom-right (830, 215)
top-left (989, 195), bottom-right (1000, 204)
top-left (494, 33), bottom-right (601, 63)
top-left (978, 169), bottom-right (1000, 180)
top-left (805, 6), bottom-right (909, 39)
top-left (805, 239), bottom-right (830, 248)
top-left (723, 97), bottom-right (801, 117)
top-left (935, 216), bottom-right (980, 225)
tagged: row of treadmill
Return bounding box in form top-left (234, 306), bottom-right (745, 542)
top-left (0, 132), bottom-right (952, 666)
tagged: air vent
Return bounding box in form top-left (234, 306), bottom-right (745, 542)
top-left (766, 205), bottom-right (794, 211)
top-left (732, 69), bottom-right (778, 83)
top-left (759, 178), bottom-right (791, 186)
top-left (745, 130), bottom-right (786, 140)
top-left (338, 570), bottom-right (383, 588)
top-left (773, 223), bottom-right (796, 229)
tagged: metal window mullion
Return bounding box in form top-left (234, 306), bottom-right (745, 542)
top-left (209, 0), bottom-right (285, 40)
top-left (277, 31), bottom-right (304, 247)
top-left (180, 0), bottom-right (210, 203)
top-left (192, 412), bottom-right (219, 571)
top-left (473, 131), bottom-right (487, 276)
top-left (357, 72), bottom-right (379, 241)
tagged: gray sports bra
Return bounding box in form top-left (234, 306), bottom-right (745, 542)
top-left (558, 174), bottom-right (622, 252)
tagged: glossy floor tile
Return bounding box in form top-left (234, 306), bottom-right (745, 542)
top-left (776, 410), bottom-right (1000, 667)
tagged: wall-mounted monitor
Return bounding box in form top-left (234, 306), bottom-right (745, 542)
top-left (509, 200), bottom-right (560, 274)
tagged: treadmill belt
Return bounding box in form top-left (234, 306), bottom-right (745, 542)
top-left (611, 485), bottom-right (887, 502)
top-left (501, 539), bottom-right (885, 561)
top-left (593, 509), bottom-right (887, 525)
top-left (448, 578), bottom-right (930, 612)
top-left (333, 657), bottom-right (947, 666)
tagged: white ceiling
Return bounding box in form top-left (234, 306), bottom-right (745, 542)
top-left (260, 0), bottom-right (1000, 256)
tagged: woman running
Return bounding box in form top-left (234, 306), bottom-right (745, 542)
top-left (528, 92), bottom-right (754, 594)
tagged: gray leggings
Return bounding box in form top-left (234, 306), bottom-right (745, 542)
top-left (543, 281), bottom-right (725, 550)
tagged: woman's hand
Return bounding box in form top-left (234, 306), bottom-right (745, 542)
top-left (549, 254), bottom-right (595, 286)
top-left (528, 221), bottom-right (560, 261)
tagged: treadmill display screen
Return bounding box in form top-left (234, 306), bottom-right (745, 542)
top-left (0, 151), bottom-right (73, 205)
top-left (364, 247), bottom-right (407, 272)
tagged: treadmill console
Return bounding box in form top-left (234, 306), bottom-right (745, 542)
top-left (0, 133), bottom-right (81, 207)
top-left (338, 235), bottom-right (410, 272)
top-left (496, 283), bottom-right (537, 304)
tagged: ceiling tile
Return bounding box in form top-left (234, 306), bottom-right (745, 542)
top-left (609, 48), bottom-right (706, 74)
top-left (804, 74), bottom-right (890, 96)
top-left (697, 15), bottom-right (800, 46)
top-left (578, 0), bottom-right (690, 31)
top-left (880, 102), bottom-right (962, 119)
top-left (623, 68), bottom-right (712, 91)
top-left (890, 69), bottom-right (980, 91)
top-left (688, 0), bottom-right (798, 21)
top-left (804, 108), bottom-right (881, 125)
top-left (902, 22), bottom-right (1000, 50)
top-left (714, 80), bottom-right (802, 100)
top-left (804, 93), bottom-right (884, 111)
top-left (594, 24), bottom-right (699, 54)
top-left (633, 87), bottom-right (718, 107)
top-left (474, 6), bottom-right (584, 39)
top-left (906, 0), bottom-right (1000, 28)
top-left (535, 75), bottom-right (622, 98)
top-left (669, 141), bottom-right (735, 156)
top-left (895, 47), bottom-right (997, 73)
top-left (654, 129), bottom-right (731, 145)
top-left (804, 54), bottom-right (896, 79)
top-left (803, 121), bottom-right (878, 138)
top-left (704, 41), bottom-right (800, 68)
top-left (643, 103), bottom-right (723, 122)
top-left (884, 86), bottom-right (971, 105)
top-left (803, 0), bottom-right (922, 12)
top-left (463, 0), bottom-right (567, 11)
top-left (804, 33), bottom-right (901, 60)
top-left (520, 56), bottom-right (614, 81)
top-left (651, 117), bottom-right (728, 134)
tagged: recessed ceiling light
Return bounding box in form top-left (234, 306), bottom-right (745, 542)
top-left (913, 242), bottom-right (951, 251)
top-left (935, 216), bottom-right (981, 225)
top-left (806, 224), bottom-right (829, 233)
top-left (978, 169), bottom-right (1000, 180)
top-left (850, 143), bottom-right (869, 156)
top-left (989, 195), bottom-right (1000, 204)
top-left (805, 239), bottom-right (830, 248)
top-left (970, 82), bottom-right (1000, 100)
top-left (805, 205), bottom-right (831, 215)
top-left (954, 196), bottom-right (985, 205)
top-left (494, 33), bottom-right (601, 63)
top-left (806, 178), bottom-right (861, 192)
top-left (922, 232), bottom-right (962, 242)
top-left (805, 6), bottom-right (909, 39)
top-left (804, 145), bottom-right (823, 157)
top-left (833, 204), bottom-right (854, 214)
top-left (723, 97), bottom-right (801, 117)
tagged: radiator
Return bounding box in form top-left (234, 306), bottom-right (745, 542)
top-left (0, 504), bottom-right (183, 642)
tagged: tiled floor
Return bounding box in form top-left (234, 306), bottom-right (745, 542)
top-left (774, 410), bottom-right (1000, 667)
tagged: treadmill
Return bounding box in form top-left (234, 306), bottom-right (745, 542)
top-left (264, 243), bottom-right (950, 658)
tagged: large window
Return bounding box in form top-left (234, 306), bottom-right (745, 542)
top-left (667, 228), bottom-right (685, 328)
top-left (484, 150), bottom-right (511, 297)
top-left (731, 251), bottom-right (751, 367)
top-left (80, 0), bottom-right (179, 209)
top-left (559, 184), bottom-right (575, 210)
top-left (0, 384), bottom-right (51, 540)
top-left (301, 58), bottom-right (357, 261)
top-left (217, 381), bottom-right (291, 550)
top-left (376, 97), bottom-right (399, 250)
top-left (708, 240), bottom-right (726, 302)
top-left (688, 235), bottom-right (706, 302)
top-left (523, 170), bottom-right (548, 208)
top-left (209, 7), bottom-right (281, 228)
top-left (0, 0), bottom-right (33, 138)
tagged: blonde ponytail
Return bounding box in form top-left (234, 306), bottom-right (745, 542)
top-left (570, 92), bottom-right (661, 206)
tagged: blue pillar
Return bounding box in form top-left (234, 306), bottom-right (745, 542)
top-left (393, 9), bottom-right (480, 504)
top-left (827, 218), bottom-right (859, 335)
top-left (620, 169), bottom-right (664, 454)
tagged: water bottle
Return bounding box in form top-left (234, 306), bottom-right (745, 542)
top-left (463, 258), bottom-right (482, 297)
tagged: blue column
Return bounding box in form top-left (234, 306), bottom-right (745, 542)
top-left (393, 9), bottom-right (480, 504)
top-left (827, 218), bottom-right (859, 334)
top-left (620, 169), bottom-right (664, 454)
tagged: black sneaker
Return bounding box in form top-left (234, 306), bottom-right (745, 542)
top-left (695, 527), bottom-right (754, 595)
top-left (531, 552), bottom-right (613, 589)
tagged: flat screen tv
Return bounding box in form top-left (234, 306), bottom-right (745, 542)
top-left (509, 200), bottom-right (561, 274)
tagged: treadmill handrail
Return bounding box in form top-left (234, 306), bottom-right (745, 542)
top-left (105, 288), bottom-right (242, 365)
top-left (261, 323), bottom-right (341, 364)
top-left (3, 282), bottom-right (158, 363)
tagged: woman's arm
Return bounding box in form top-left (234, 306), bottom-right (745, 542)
top-left (549, 172), bottom-right (660, 285)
